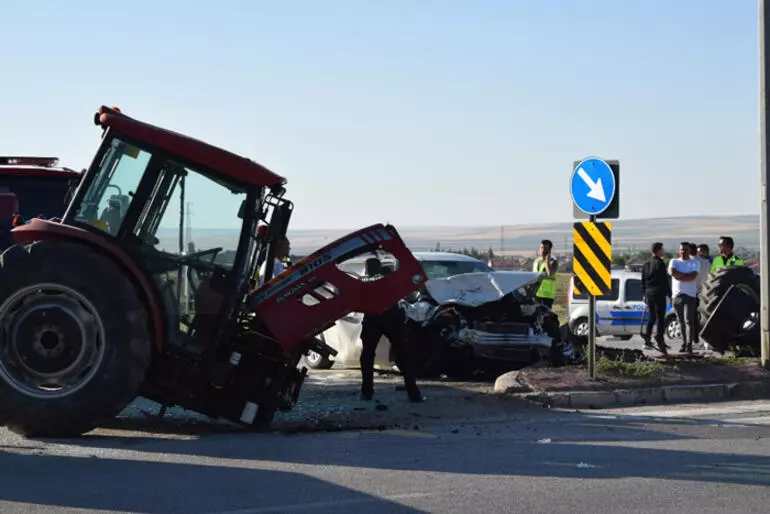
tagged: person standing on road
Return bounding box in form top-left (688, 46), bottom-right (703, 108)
top-left (697, 244), bottom-right (712, 266)
top-left (532, 239), bottom-right (559, 309)
top-left (711, 236), bottom-right (745, 273)
top-left (690, 242), bottom-right (710, 346)
top-left (256, 237), bottom-right (291, 288)
top-left (359, 257), bottom-right (423, 404)
top-left (641, 242), bottom-right (670, 354)
top-left (668, 242), bottom-right (700, 354)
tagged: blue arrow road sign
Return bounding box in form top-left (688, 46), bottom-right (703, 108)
top-left (570, 157), bottom-right (616, 216)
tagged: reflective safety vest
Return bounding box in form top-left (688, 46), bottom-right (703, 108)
top-left (710, 254), bottom-right (745, 273)
top-left (533, 257), bottom-right (558, 299)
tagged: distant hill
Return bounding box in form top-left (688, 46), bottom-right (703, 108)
top-left (156, 214), bottom-right (761, 257)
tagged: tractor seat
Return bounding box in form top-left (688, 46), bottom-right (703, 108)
top-left (98, 195), bottom-right (125, 235)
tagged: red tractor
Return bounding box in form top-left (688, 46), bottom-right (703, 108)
top-left (0, 106), bottom-right (427, 438)
top-left (0, 156), bottom-right (82, 249)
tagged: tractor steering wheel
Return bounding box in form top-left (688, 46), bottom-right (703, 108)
top-left (186, 247), bottom-right (223, 263)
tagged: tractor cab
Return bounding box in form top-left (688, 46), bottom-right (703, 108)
top-left (57, 108), bottom-right (293, 357)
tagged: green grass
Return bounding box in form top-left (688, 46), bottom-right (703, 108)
top-left (701, 355), bottom-right (757, 367)
top-left (594, 354), bottom-right (668, 379)
top-left (552, 273), bottom-right (572, 323)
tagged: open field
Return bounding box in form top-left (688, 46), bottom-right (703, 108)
top-left (165, 214), bottom-right (760, 256)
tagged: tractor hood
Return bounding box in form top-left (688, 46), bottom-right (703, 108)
top-left (424, 271), bottom-right (544, 307)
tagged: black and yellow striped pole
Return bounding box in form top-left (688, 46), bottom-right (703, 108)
top-left (573, 221), bottom-right (613, 378)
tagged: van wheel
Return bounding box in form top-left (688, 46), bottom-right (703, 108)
top-left (570, 317), bottom-right (597, 345)
top-left (665, 316), bottom-right (681, 340)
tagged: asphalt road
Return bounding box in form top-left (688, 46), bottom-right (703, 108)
top-left (2, 393), bottom-right (770, 514)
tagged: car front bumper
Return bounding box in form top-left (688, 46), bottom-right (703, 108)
top-left (455, 328), bottom-right (565, 362)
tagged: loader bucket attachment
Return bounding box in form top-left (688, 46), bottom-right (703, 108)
top-left (249, 223), bottom-right (427, 352)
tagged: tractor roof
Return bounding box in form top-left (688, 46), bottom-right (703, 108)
top-left (95, 106), bottom-right (287, 188)
top-left (0, 157), bottom-right (81, 180)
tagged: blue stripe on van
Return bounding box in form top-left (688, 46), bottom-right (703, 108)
top-left (596, 304), bottom-right (674, 327)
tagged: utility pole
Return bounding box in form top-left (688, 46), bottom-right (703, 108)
top-left (760, 0), bottom-right (770, 368)
top-left (500, 225), bottom-right (504, 258)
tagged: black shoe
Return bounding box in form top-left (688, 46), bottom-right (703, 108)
top-left (406, 386), bottom-right (423, 403)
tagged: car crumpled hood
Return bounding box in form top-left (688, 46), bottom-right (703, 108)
top-left (423, 271), bottom-right (544, 307)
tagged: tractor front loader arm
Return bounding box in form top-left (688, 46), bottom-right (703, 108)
top-left (248, 224), bottom-right (427, 352)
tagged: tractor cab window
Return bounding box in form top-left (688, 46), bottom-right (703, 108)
top-left (72, 138), bottom-right (151, 236)
top-left (132, 160), bottom-right (246, 269)
top-left (130, 158), bottom-right (249, 349)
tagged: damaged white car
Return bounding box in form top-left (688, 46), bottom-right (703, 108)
top-left (308, 252), bottom-right (575, 377)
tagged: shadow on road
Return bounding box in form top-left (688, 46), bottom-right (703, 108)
top-left (0, 450), bottom-right (427, 514)
top-left (20, 399), bottom-right (770, 490)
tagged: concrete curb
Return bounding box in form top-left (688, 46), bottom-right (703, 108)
top-left (507, 380), bottom-right (770, 410)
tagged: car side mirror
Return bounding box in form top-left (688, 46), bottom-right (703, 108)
top-left (237, 200), bottom-right (246, 219)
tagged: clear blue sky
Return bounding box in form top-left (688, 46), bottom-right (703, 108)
top-left (0, 0), bottom-right (759, 230)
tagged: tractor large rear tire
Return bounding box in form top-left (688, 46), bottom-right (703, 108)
top-left (0, 241), bottom-right (151, 438)
top-left (698, 266), bottom-right (760, 352)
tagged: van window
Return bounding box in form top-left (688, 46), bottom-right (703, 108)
top-left (572, 278), bottom-right (619, 301)
top-left (624, 278), bottom-right (644, 302)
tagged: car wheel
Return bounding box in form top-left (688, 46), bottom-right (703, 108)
top-left (304, 349), bottom-right (333, 370)
top-left (665, 316), bottom-right (681, 340)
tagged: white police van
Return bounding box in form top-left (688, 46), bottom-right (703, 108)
top-left (567, 269), bottom-right (680, 342)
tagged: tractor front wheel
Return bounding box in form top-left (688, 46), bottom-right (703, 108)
top-left (0, 241), bottom-right (151, 438)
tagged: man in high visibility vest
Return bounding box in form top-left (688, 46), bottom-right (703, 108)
top-left (532, 239), bottom-right (559, 308)
top-left (710, 236), bottom-right (745, 273)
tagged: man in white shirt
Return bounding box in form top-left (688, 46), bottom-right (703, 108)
top-left (257, 237), bottom-right (291, 288)
top-left (668, 242), bottom-right (700, 354)
top-left (689, 242), bottom-right (710, 348)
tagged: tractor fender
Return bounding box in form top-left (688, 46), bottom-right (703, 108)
top-left (11, 218), bottom-right (164, 351)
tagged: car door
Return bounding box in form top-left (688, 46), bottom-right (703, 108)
top-left (594, 277), bottom-right (622, 337)
top-left (618, 275), bottom-right (647, 336)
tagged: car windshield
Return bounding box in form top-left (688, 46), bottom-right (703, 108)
top-left (420, 260), bottom-right (492, 279)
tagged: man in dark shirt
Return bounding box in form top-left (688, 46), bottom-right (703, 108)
top-left (641, 242), bottom-right (671, 355)
top-left (359, 257), bottom-right (423, 403)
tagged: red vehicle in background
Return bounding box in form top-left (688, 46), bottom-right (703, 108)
top-left (0, 156), bottom-right (82, 248)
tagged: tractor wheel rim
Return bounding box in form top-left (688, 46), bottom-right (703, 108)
top-left (667, 319), bottom-right (681, 339)
top-left (0, 283), bottom-right (106, 400)
top-left (306, 351), bottom-right (321, 365)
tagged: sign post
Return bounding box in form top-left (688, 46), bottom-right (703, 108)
top-left (570, 157), bottom-right (618, 378)
top-left (759, 0), bottom-right (770, 369)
